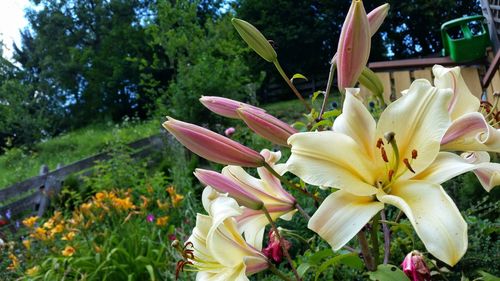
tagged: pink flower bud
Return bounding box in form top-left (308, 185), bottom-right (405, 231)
top-left (401, 251), bottom-right (431, 281)
top-left (237, 107), bottom-right (297, 147)
top-left (194, 169), bottom-right (264, 210)
top-left (200, 96), bottom-right (265, 119)
top-left (367, 3), bottom-right (389, 36)
top-left (163, 117), bottom-right (265, 167)
top-left (337, 0), bottom-right (371, 91)
top-left (262, 229), bottom-right (291, 263)
top-left (224, 127), bottom-right (236, 137)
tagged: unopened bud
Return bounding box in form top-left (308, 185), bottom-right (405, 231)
top-left (163, 117), bottom-right (265, 167)
top-left (194, 169), bottom-right (264, 210)
top-left (232, 18), bottom-right (277, 62)
top-left (337, 0), bottom-right (371, 91)
top-left (401, 251), bottom-right (431, 281)
top-left (200, 96), bottom-right (265, 119)
top-left (237, 107), bottom-right (297, 147)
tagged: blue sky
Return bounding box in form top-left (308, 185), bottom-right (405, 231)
top-left (0, 0), bottom-right (32, 60)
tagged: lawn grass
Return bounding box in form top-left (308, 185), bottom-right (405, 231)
top-left (0, 119), bottom-right (162, 189)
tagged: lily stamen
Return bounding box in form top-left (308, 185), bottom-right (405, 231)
top-left (376, 138), bottom-right (384, 148)
top-left (380, 147), bottom-right (389, 162)
top-left (388, 169), bottom-right (395, 182)
top-left (403, 158), bottom-right (416, 173)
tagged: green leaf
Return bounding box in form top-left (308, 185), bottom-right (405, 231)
top-left (311, 90), bottom-right (324, 103)
top-left (297, 263), bottom-right (312, 277)
top-left (368, 264), bottom-right (410, 281)
top-left (146, 265), bottom-right (156, 281)
top-left (291, 73), bottom-right (308, 83)
top-left (292, 121), bottom-right (307, 130)
top-left (322, 109), bottom-right (341, 119)
top-left (315, 253), bottom-right (363, 281)
top-left (309, 249), bottom-right (334, 264)
top-left (477, 270), bottom-right (500, 281)
top-left (311, 119), bottom-right (333, 131)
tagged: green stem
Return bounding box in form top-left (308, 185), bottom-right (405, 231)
top-left (319, 58), bottom-right (337, 119)
top-left (380, 210), bottom-right (391, 264)
top-left (294, 202), bottom-right (310, 220)
top-left (357, 230), bottom-right (376, 271)
top-left (274, 61), bottom-right (311, 112)
top-left (263, 207), bottom-right (302, 281)
top-left (263, 162), bottom-right (320, 206)
top-left (268, 262), bottom-right (293, 281)
top-left (370, 213), bottom-right (381, 267)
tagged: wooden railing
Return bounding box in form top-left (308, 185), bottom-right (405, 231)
top-left (0, 134), bottom-right (167, 218)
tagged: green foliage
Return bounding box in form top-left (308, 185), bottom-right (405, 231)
top-left (16, 0), bottom-right (155, 126)
top-left (149, 1), bottom-right (261, 124)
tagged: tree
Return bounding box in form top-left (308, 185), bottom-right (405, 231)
top-left (15, 0), bottom-right (156, 127)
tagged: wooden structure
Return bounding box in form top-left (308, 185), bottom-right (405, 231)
top-left (365, 55), bottom-right (500, 106)
top-left (0, 134), bottom-right (166, 218)
top-left (481, 0), bottom-right (500, 52)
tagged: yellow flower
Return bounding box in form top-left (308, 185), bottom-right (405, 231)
top-left (62, 245), bottom-right (76, 257)
top-left (95, 192), bottom-right (107, 201)
top-left (43, 220), bottom-right (54, 229)
top-left (26, 266), bottom-right (39, 277)
top-left (80, 202), bottom-right (93, 215)
top-left (7, 253), bottom-right (19, 270)
top-left (51, 211), bottom-right (62, 222)
top-left (31, 227), bottom-right (48, 241)
top-left (167, 186), bottom-right (184, 207)
top-left (50, 224), bottom-right (65, 237)
top-left (22, 239), bottom-right (31, 250)
top-left (112, 197), bottom-right (135, 210)
top-left (22, 216), bottom-right (38, 228)
top-left (156, 199), bottom-right (170, 210)
top-left (62, 231), bottom-right (76, 241)
top-left (139, 195), bottom-right (149, 209)
top-left (156, 216), bottom-right (169, 227)
top-left (94, 244), bottom-right (102, 253)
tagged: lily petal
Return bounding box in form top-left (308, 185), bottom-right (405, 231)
top-left (333, 89), bottom-right (376, 158)
top-left (377, 181), bottom-right (467, 266)
top-left (377, 79), bottom-right (452, 176)
top-left (414, 152), bottom-right (482, 184)
top-left (462, 152), bottom-right (500, 192)
top-left (441, 112), bottom-right (500, 153)
top-left (308, 190), bottom-right (384, 250)
top-left (287, 131), bottom-right (379, 196)
top-left (432, 65), bottom-right (480, 119)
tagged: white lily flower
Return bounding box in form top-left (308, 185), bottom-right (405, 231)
top-left (287, 80), bottom-right (473, 266)
top-left (433, 65), bottom-right (500, 191)
top-left (202, 149), bottom-right (296, 250)
top-left (188, 194), bottom-right (268, 281)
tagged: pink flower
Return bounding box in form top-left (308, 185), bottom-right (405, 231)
top-left (401, 251), bottom-right (431, 281)
top-left (146, 214), bottom-right (155, 223)
top-left (224, 127), bottom-right (236, 137)
top-left (262, 229), bottom-right (291, 264)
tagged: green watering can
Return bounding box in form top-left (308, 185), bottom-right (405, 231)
top-left (441, 15), bottom-right (491, 62)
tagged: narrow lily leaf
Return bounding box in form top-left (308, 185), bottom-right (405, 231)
top-left (291, 73), bottom-right (308, 83)
top-left (315, 253), bottom-right (363, 281)
top-left (311, 119), bottom-right (333, 131)
top-left (297, 263), bottom-right (312, 278)
top-left (368, 265), bottom-right (410, 281)
top-left (311, 90), bottom-right (324, 103)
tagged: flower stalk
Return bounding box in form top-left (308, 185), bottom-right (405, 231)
top-left (263, 207), bottom-right (301, 281)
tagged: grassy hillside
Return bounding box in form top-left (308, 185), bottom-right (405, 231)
top-left (0, 119), bottom-right (161, 189)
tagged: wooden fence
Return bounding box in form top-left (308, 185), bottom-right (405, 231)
top-left (0, 134), bottom-right (167, 219)
top-left (263, 54), bottom-right (500, 107)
